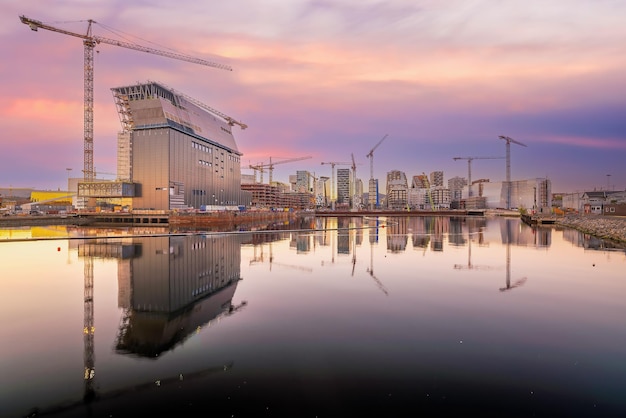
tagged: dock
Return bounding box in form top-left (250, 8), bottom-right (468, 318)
top-left (521, 214), bottom-right (558, 225)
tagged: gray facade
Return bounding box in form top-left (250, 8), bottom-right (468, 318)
top-left (111, 82), bottom-right (249, 211)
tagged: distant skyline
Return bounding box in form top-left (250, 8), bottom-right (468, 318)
top-left (1, 0), bottom-right (625, 193)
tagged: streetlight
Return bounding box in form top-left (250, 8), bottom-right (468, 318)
top-left (66, 168), bottom-right (72, 192)
top-left (606, 174), bottom-right (611, 191)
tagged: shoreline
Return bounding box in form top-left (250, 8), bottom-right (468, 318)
top-left (554, 215), bottom-right (626, 244)
top-left (2, 211), bottom-right (626, 244)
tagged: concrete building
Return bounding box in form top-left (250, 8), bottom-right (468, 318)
top-left (353, 177), bottom-right (364, 209)
top-left (368, 179), bottom-right (379, 209)
top-left (336, 168), bottom-right (351, 205)
top-left (430, 171), bottom-right (444, 187)
top-left (110, 81), bottom-right (250, 211)
top-left (479, 178), bottom-right (552, 211)
top-left (448, 176), bottom-right (467, 209)
top-left (386, 170), bottom-right (408, 210)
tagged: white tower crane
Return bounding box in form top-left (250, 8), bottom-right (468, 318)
top-left (250, 156), bottom-right (312, 185)
top-left (320, 161), bottom-right (351, 209)
top-left (19, 15), bottom-right (232, 185)
top-left (452, 156), bottom-right (504, 197)
top-left (498, 135), bottom-right (528, 210)
top-left (350, 153), bottom-right (361, 211)
top-left (366, 134), bottom-right (388, 210)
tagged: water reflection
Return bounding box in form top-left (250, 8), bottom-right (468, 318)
top-left (1, 216), bottom-right (626, 417)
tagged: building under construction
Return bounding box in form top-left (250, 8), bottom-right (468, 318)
top-left (108, 81), bottom-right (251, 211)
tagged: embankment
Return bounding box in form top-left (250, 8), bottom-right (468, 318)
top-left (555, 215), bottom-right (626, 243)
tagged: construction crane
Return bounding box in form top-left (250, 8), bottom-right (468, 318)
top-left (452, 156), bottom-right (504, 197)
top-left (248, 163), bottom-right (266, 184)
top-left (320, 161), bottom-right (351, 209)
top-left (19, 15), bottom-right (232, 184)
top-left (350, 153), bottom-right (357, 211)
top-left (250, 156), bottom-right (312, 185)
top-left (366, 238), bottom-right (389, 295)
top-left (366, 134), bottom-right (388, 210)
top-left (319, 176), bottom-right (330, 207)
top-left (498, 135), bottom-right (528, 210)
top-left (422, 172), bottom-right (435, 210)
top-left (150, 80), bottom-right (247, 130)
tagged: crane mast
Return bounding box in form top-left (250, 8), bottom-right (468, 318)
top-left (452, 156), bottom-right (504, 197)
top-left (498, 135), bottom-right (528, 209)
top-left (365, 134), bottom-right (388, 210)
top-left (351, 153), bottom-right (358, 211)
top-left (19, 15), bottom-right (232, 185)
top-left (366, 134), bottom-right (388, 180)
top-left (320, 161), bottom-right (351, 209)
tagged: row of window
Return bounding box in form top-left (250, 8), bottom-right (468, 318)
top-left (193, 141), bottom-right (240, 164)
top-left (193, 141), bottom-right (213, 153)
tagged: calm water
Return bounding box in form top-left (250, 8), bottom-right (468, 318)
top-left (1, 216), bottom-right (625, 417)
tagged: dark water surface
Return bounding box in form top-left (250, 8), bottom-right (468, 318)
top-left (1, 216), bottom-right (625, 417)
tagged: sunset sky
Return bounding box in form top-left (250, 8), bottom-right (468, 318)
top-left (2, 0), bottom-right (625, 193)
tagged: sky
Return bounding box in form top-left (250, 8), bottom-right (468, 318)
top-left (2, 0), bottom-right (625, 194)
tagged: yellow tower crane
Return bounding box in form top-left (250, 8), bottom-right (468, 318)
top-left (19, 15), bottom-right (233, 185)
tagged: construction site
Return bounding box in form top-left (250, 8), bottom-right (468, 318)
top-left (6, 16), bottom-right (558, 221)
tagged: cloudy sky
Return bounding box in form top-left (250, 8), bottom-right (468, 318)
top-left (2, 0), bottom-right (625, 193)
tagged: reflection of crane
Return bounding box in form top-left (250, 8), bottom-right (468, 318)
top-left (271, 261), bottom-right (313, 273)
top-left (366, 238), bottom-right (389, 295)
top-left (251, 156), bottom-right (312, 185)
top-left (320, 161), bottom-right (351, 208)
top-left (498, 135), bottom-right (528, 210)
top-left (351, 154), bottom-right (357, 211)
top-left (500, 219), bottom-right (527, 292)
top-left (83, 256), bottom-right (95, 402)
top-left (452, 156), bottom-right (504, 197)
top-left (453, 233), bottom-right (494, 270)
top-left (20, 15), bottom-right (231, 183)
top-left (366, 134), bottom-right (388, 210)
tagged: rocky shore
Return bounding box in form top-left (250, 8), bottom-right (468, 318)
top-left (555, 215), bottom-right (626, 243)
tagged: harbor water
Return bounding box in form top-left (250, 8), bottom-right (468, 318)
top-left (1, 216), bottom-right (625, 417)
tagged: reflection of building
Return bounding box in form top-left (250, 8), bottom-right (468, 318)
top-left (114, 234), bottom-right (245, 357)
top-left (337, 217), bottom-right (351, 254)
top-left (386, 217), bottom-right (408, 252)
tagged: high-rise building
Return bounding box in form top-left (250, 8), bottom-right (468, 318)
top-left (448, 176), bottom-right (467, 209)
top-left (430, 171), bottom-right (444, 187)
top-left (296, 171), bottom-right (311, 193)
top-left (336, 168), bottom-right (351, 205)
